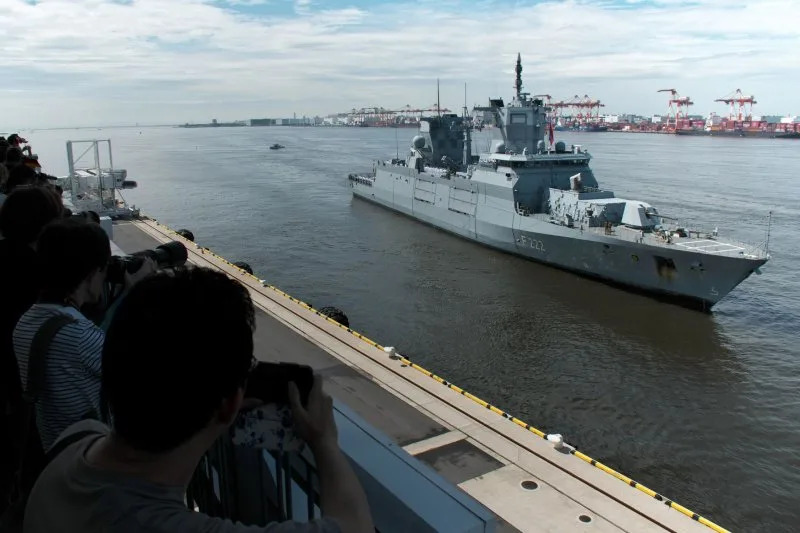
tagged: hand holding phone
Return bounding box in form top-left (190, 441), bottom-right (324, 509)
top-left (232, 403), bottom-right (303, 451)
top-left (288, 377), bottom-right (338, 452)
top-left (233, 362), bottom-right (315, 452)
top-left (245, 362), bottom-right (314, 407)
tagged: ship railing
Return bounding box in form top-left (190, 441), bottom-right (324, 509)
top-left (187, 400), bottom-right (495, 533)
top-left (660, 217), bottom-right (772, 259)
top-left (599, 224), bottom-right (769, 258)
top-left (422, 166), bottom-right (449, 178)
top-left (347, 174), bottom-right (375, 187)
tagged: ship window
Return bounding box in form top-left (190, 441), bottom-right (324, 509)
top-left (510, 114), bottom-right (527, 124)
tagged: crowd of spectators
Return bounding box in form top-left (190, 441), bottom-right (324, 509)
top-left (0, 134), bottom-right (372, 532)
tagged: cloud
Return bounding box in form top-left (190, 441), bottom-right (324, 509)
top-left (1, 0), bottom-right (798, 127)
top-left (219, 0), bottom-right (271, 5)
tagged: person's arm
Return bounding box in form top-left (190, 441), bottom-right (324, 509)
top-left (288, 379), bottom-right (373, 533)
top-left (100, 258), bottom-right (157, 331)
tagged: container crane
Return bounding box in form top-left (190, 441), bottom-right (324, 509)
top-left (577, 95), bottom-right (605, 122)
top-left (657, 89), bottom-right (694, 130)
top-left (715, 89), bottom-right (756, 121)
top-left (549, 99), bottom-right (570, 116)
top-left (548, 94), bottom-right (604, 127)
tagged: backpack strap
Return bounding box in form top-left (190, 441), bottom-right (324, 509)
top-left (18, 314), bottom-right (77, 462)
top-left (3, 314), bottom-right (78, 523)
top-left (23, 314), bottom-right (77, 405)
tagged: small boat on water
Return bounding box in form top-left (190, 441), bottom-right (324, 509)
top-left (269, 143), bottom-right (285, 150)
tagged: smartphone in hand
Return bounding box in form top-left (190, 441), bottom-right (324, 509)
top-left (234, 362), bottom-right (314, 451)
top-left (245, 362), bottom-right (314, 407)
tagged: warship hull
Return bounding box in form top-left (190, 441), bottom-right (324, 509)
top-left (351, 170), bottom-right (765, 309)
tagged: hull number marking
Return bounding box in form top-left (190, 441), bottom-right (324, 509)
top-left (519, 234), bottom-right (546, 252)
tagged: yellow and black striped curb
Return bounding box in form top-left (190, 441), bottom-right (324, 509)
top-left (144, 216), bottom-right (731, 533)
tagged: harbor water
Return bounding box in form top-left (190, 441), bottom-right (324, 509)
top-left (30, 126), bottom-right (800, 531)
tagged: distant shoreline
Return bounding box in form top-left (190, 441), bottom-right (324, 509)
top-left (7, 124), bottom-right (175, 133)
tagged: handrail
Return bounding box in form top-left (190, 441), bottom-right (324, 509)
top-left (186, 401), bottom-right (496, 532)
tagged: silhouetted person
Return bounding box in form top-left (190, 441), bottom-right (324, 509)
top-left (5, 165), bottom-right (38, 193)
top-left (6, 134), bottom-right (31, 158)
top-left (6, 134), bottom-right (26, 149)
top-left (24, 267), bottom-right (373, 533)
top-left (0, 165), bottom-right (9, 204)
top-left (0, 187), bottom-right (64, 509)
top-left (13, 218), bottom-right (112, 451)
top-left (4, 147), bottom-right (23, 171)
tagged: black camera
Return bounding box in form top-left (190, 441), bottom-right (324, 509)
top-left (106, 241), bottom-right (188, 284)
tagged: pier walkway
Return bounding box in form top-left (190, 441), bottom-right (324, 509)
top-left (113, 218), bottom-right (719, 533)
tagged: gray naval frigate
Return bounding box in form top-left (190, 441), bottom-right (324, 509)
top-left (348, 55), bottom-right (769, 309)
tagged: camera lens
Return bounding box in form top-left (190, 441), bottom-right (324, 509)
top-left (106, 241), bottom-right (188, 285)
top-left (152, 241), bottom-right (188, 269)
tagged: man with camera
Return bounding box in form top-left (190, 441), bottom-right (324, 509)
top-left (13, 217), bottom-right (155, 451)
top-left (23, 266), bottom-right (373, 533)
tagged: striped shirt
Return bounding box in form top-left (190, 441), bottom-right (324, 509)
top-left (14, 303), bottom-right (103, 451)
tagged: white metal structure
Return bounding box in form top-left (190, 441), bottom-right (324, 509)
top-left (59, 139), bottom-right (138, 218)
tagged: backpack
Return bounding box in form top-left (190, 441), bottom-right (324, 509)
top-left (0, 315), bottom-right (84, 532)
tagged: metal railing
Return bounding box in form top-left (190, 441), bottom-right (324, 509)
top-left (187, 401), bottom-right (496, 532)
top-left (583, 223), bottom-right (769, 258)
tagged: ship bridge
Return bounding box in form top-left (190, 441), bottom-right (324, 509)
top-left (479, 148), bottom-right (600, 215)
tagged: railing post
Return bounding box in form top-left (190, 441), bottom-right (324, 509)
top-left (231, 445), bottom-right (277, 525)
top-left (274, 451), bottom-right (285, 520)
top-left (282, 452), bottom-right (293, 520)
top-left (305, 460), bottom-right (315, 520)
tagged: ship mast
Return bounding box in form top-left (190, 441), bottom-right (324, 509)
top-left (463, 82), bottom-right (472, 167)
top-left (514, 53), bottom-right (523, 100)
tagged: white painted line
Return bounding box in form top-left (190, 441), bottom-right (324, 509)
top-left (403, 430), bottom-right (468, 456)
top-left (676, 241), bottom-right (744, 253)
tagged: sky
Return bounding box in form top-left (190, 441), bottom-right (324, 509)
top-left (1, 0), bottom-right (799, 128)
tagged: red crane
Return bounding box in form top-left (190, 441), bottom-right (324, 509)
top-left (549, 99), bottom-right (570, 115)
top-left (657, 89), bottom-right (694, 130)
top-left (547, 95), bottom-right (604, 126)
top-left (715, 89), bottom-right (756, 121)
top-left (576, 95), bottom-right (605, 122)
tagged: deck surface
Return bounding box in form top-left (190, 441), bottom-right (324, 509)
top-left (113, 220), bottom-right (714, 533)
